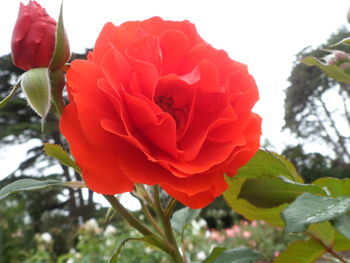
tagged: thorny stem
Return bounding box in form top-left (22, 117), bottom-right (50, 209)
top-left (307, 231), bottom-right (349, 263)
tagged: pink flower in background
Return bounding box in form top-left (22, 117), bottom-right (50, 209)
top-left (225, 228), bottom-right (235, 238)
top-left (233, 225), bottom-right (241, 234)
top-left (210, 230), bottom-right (225, 242)
top-left (242, 231), bottom-right (252, 239)
top-left (251, 220), bottom-right (258, 228)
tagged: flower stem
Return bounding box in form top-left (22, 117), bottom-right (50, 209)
top-left (103, 195), bottom-right (154, 236)
top-left (104, 194), bottom-right (183, 263)
top-left (152, 185), bottom-right (184, 263)
top-left (139, 199), bottom-right (164, 235)
top-left (165, 198), bottom-right (177, 219)
top-left (307, 231), bottom-right (349, 263)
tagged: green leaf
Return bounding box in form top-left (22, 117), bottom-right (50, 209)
top-left (224, 177), bottom-right (287, 227)
top-left (282, 193), bottom-right (350, 233)
top-left (331, 214), bottom-right (350, 241)
top-left (0, 179), bottom-right (64, 200)
top-left (0, 82), bottom-right (20, 109)
top-left (223, 150), bottom-right (304, 226)
top-left (238, 176), bottom-right (325, 208)
top-left (49, 1), bottom-right (70, 70)
top-left (273, 238), bottom-right (325, 263)
top-left (171, 207), bottom-right (201, 233)
top-left (234, 150), bottom-right (303, 182)
top-left (109, 236), bottom-right (167, 263)
top-left (330, 37), bottom-right (350, 47)
top-left (313, 177), bottom-right (350, 197)
top-left (203, 247), bottom-right (263, 263)
top-left (43, 143), bottom-right (81, 173)
top-left (302, 57), bottom-right (350, 84)
top-left (203, 247), bottom-right (226, 263)
top-left (333, 229), bottom-right (350, 251)
top-left (307, 222), bottom-right (334, 247)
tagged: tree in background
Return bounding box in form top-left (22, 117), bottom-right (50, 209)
top-left (284, 27), bottom-right (350, 180)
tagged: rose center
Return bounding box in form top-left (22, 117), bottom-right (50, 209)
top-left (155, 93), bottom-right (187, 130)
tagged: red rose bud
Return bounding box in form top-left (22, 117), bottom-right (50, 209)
top-left (11, 1), bottom-right (56, 70)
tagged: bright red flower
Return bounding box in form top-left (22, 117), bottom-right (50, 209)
top-left (60, 17), bottom-right (261, 209)
top-left (11, 0), bottom-right (56, 70)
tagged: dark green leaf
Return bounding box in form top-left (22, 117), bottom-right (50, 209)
top-left (0, 179), bottom-right (64, 200)
top-left (204, 247), bottom-right (262, 263)
top-left (43, 143), bottom-right (81, 173)
top-left (203, 247), bottom-right (226, 263)
top-left (331, 214), bottom-right (350, 241)
top-left (302, 57), bottom-right (350, 84)
top-left (224, 177), bottom-right (288, 227)
top-left (171, 207), bottom-right (201, 233)
top-left (238, 176), bottom-right (325, 208)
top-left (223, 150), bottom-right (303, 226)
top-left (282, 193), bottom-right (350, 233)
top-left (273, 238), bottom-right (325, 263)
top-left (49, 2), bottom-right (70, 70)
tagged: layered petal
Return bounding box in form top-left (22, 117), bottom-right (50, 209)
top-left (60, 17), bottom-right (261, 209)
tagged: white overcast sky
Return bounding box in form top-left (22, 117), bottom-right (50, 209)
top-left (1, 0), bottom-right (350, 179)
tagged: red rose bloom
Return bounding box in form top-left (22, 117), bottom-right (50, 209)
top-left (11, 0), bottom-right (56, 70)
top-left (60, 17), bottom-right (261, 209)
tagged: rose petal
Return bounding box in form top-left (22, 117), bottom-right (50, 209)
top-left (67, 59), bottom-right (121, 150)
top-left (60, 103), bottom-right (134, 194)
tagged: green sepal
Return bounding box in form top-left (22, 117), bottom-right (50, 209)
top-left (49, 1), bottom-right (70, 70)
top-left (21, 68), bottom-right (51, 123)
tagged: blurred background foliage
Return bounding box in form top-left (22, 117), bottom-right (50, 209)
top-left (1, 27), bottom-right (350, 262)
